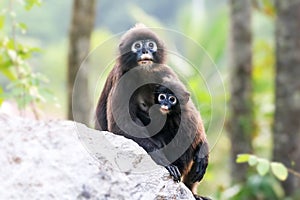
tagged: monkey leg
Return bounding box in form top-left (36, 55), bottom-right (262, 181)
top-left (182, 143), bottom-right (210, 199)
top-left (191, 142), bottom-right (209, 182)
top-left (182, 171), bottom-right (199, 195)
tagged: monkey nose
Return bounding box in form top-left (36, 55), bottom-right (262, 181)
top-left (142, 48), bottom-right (149, 54)
top-left (162, 104), bottom-right (170, 110)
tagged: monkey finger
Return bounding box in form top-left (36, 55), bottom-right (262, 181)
top-left (165, 165), bottom-right (181, 182)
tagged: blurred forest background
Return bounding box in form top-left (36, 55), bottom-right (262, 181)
top-left (1, 0), bottom-right (300, 199)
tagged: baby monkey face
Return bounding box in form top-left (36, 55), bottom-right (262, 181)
top-left (157, 93), bottom-right (177, 114)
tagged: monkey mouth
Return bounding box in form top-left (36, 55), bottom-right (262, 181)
top-left (138, 60), bottom-right (153, 65)
top-left (160, 105), bottom-right (170, 114)
top-left (138, 54), bottom-right (153, 66)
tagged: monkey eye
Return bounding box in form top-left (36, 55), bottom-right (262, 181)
top-left (168, 96), bottom-right (177, 105)
top-left (131, 41), bottom-right (143, 52)
top-left (146, 41), bottom-right (157, 51)
top-left (148, 42), bottom-right (154, 48)
top-left (158, 94), bottom-right (167, 102)
top-left (135, 43), bottom-right (141, 49)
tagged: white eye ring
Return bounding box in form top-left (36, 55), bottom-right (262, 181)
top-left (146, 41), bottom-right (157, 51)
top-left (168, 96), bottom-right (177, 105)
top-left (158, 94), bottom-right (167, 101)
top-left (131, 41), bottom-right (143, 52)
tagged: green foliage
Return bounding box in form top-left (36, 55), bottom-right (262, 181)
top-left (221, 175), bottom-right (284, 200)
top-left (178, 5), bottom-right (229, 128)
top-left (0, 0), bottom-right (54, 117)
top-left (176, 5), bottom-right (229, 197)
top-left (270, 162), bottom-right (289, 181)
top-left (0, 14), bottom-right (5, 29)
top-left (0, 87), bottom-right (3, 105)
top-left (237, 154), bottom-right (288, 181)
top-left (252, 10), bottom-right (275, 159)
top-left (256, 158), bottom-right (270, 176)
top-left (23, 0), bottom-right (42, 10)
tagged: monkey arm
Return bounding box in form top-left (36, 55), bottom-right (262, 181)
top-left (148, 149), bottom-right (181, 182)
top-left (138, 134), bottom-right (181, 182)
top-left (190, 142), bottom-right (209, 183)
top-left (95, 70), bottom-right (116, 130)
top-left (126, 129), bottom-right (181, 182)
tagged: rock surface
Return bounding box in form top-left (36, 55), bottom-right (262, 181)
top-left (0, 114), bottom-right (194, 200)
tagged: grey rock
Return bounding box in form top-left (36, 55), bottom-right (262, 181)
top-left (0, 114), bottom-right (194, 200)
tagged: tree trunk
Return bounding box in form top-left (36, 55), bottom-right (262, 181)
top-left (67, 0), bottom-right (96, 125)
top-left (273, 0), bottom-right (300, 196)
top-left (228, 0), bottom-right (253, 184)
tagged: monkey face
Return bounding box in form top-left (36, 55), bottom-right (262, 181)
top-left (157, 93), bottom-right (177, 114)
top-left (131, 40), bottom-right (157, 66)
top-left (118, 25), bottom-right (166, 71)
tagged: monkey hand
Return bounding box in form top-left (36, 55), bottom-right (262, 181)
top-left (190, 155), bottom-right (208, 183)
top-left (191, 143), bottom-right (209, 183)
top-left (148, 150), bottom-right (181, 181)
top-left (165, 165), bottom-right (181, 182)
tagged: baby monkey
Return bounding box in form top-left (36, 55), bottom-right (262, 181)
top-left (134, 83), bottom-right (210, 200)
top-left (156, 87), bottom-right (178, 114)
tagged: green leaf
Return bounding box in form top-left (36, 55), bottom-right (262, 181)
top-left (0, 14), bottom-right (5, 29)
top-left (0, 86), bottom-right (3, 105)
top-left (236, 154), bottom-right (250, 163)
top-left (5, 38), bottom-right (15, 49)
top-left (0, 53), bottom-right (13, 70)
top-left (248, 155), bottom-right (258, 166)
top-left (257, 159), bottom-right (270, 176)
top-left (17, 22), bottom-right (27, 34)
top-left (1, 68), bottom-right (17, 80)
top-left (271, 162), bottom-right (288, 181)
top-left (24, 0), bottom-right (42, 10)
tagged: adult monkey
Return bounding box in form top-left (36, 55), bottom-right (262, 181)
top-left (95, 24), bottom-right (210, 200)
top-left (95, 24), bottom-right (166, 131)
